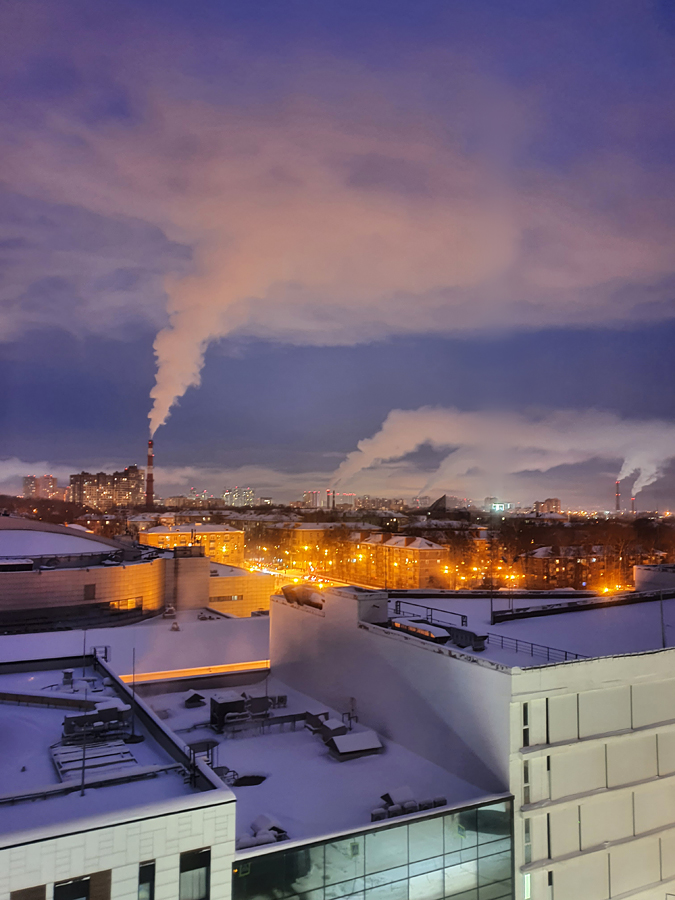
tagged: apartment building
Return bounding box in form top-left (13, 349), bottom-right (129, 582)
top-left (139, 524), bottom-right (245, 567)
top-left (329, 533), bottom-right (451, 589)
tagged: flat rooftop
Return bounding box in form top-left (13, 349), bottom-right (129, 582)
top-left (0, 610), bottom-right (270, 679)
top-left (0, 661), bottom-right (229, 843)
top-left (146, 676), bottom-right (489, 844)
top-left (386, 592), bottom-right (675, 667)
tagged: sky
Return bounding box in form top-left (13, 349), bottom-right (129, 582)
top-left (2, 0), bottom-right (675, 508)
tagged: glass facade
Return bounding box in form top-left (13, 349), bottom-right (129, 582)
top-left (232, 800), bottom-right (513, 900)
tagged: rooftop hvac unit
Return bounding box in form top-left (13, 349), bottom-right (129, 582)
top-left (210, 691), bottom-right (247, 730)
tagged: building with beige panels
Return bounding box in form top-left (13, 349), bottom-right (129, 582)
top-left (208, 563), bottom-right (278, 617)
top-left (139, 525), bottom-right (245, 567)
top-left (271, 583), bottom-right (675, 900)
top-left (0, 518), bottom-right (211, 627)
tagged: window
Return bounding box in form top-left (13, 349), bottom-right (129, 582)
top-left (83, 584), bottom-right (96, 602)
top-left (524, 818), bottom-right (532, 864)
top-left (138, 863), bottom-right (155, 900)
top-left (523, 702), bottom-right (530, 747)
top-left (523, 760), bottom-right (531, 805)
top-left (54, 880), bottom-right (89, 900)
top-left (523, 872), bottom-right (531, 900)
top-left (180, 849), bottom-right (210, 900)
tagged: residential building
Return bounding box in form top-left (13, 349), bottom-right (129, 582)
top-left (328, 533), bottom-right (450, 589)
top-left (22, 475), bottom-right (39, 499)
top-left (533, 498), bottom-right (561, 515)
top-left (69, 466), bottom-right (144, 510)
top-left (139, 524), bottom-right (245, 567)
top-left (223, 487), bottom-right (256, 507)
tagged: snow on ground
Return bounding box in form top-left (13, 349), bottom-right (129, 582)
top-left (0, 665), bottom-right (202, 838)
top-left (415, 594), bottom-right (675, 664)
top-left (0, 611), bottom-right (270, 676)
top-left (148, 677), bottom-right (488, 842)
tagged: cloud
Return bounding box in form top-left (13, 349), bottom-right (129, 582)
top-left (2, 4), bottom-right (675, 435)
top-left (332, 407), bottom-right (675, 503)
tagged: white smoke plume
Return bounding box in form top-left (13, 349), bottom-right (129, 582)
top-left (3, 87), bottom-right (675, 436)
top-left (332, 407), bottom-right (675, 499)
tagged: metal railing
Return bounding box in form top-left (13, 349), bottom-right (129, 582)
top-left (392, 599), bottom-right (467, 627)
top-left (389, 601), bottom-right (585, 663)
top-left (483, 632), bottom-right (586, 663)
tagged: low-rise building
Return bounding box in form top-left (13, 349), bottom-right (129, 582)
top-left (139, 524), bottom-right (245, 567)
top-left (328, 533), bottom-right (450, 589)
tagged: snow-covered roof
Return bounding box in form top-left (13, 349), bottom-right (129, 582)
top-left (0, 612), bottom-right (270, 678)
top-left (210, 563), bottom-right (272, 579)
top-left (383, 591), bottom-right (675, 666)
top-left (0, 528), bottom-right (114, 557)
top-left (361, 534), bottom-right (444, 551)
top-left (144, 524), bottom-right (243, 534)
top-left (0, 661), bottom-right (230, 842)
top-left (146, 676), bottom-right (491, 843)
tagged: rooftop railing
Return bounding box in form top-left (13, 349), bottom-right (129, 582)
top-left (483, 632), bottom-right (587, 663)
top-left (389, 601), bottom-right (586, 663)
top-left (392, 599), bottom-right (468, 627)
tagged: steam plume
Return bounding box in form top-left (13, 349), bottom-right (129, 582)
top-left (332, 407), bottom-right (675, 498)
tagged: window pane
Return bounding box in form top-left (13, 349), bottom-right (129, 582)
top-left (408, 869), bottom-right (443, 900)
top-left (408, 817), bottom-right (443, 863)
top-left (365, 825), bottom-right (409, 874)
top-left (54, 882), bottom-right (89, 900)
top-left (477, 851), bottom-right (511, 886)
top-left (445, 811), bottom-right (477, 854)
top-left (408, 858), bottom-right (443, 879)
top-left (179, 870), bottom-right (207, 900)
top-left (325, 837), bottom-right (364, 885)
top-left (444, 861), bottom-right (477, 897)
top-left (477, 881), bottom-right (512, 900)
top-left (365, 867), bottom-right (408, 890)
top-left (325, 878), bottom-right (365, 900)
top-left (363, 879), bottom-right (408, 900)
top-left (289, 846), bottom-right (325, 894)
top-left (477, 804), bottom-right (510, 845)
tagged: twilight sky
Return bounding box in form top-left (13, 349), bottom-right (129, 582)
top-left (2, 0), bottom-right (675, 508)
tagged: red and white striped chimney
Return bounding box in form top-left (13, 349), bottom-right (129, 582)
top-left (146, 439), bottom-right (154, 509)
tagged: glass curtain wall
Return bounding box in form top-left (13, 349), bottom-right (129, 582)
top-left (233, 799), bottom-right (512, 900)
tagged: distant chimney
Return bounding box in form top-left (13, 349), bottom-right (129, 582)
top-left (631, 496), bottom-right (636, 514)
top-left (146, 439), bottom-right (155, 510)
top-left (615, 480), bottom-right (620, 512)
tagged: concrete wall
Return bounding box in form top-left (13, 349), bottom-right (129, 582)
top-left (165, 557), bottom-right (211, 611)
top-left (634, 564), bottom-right (675, 592)
top-left (511, 648), bottom-right (675, 900)
top-left (0, 795), bottom-right (235, 900)
top-left (270, 588), bottom-right (512, 793)
top-left (0, 559), bottom-right (166, 613)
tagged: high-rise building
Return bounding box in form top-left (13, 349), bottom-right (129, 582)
top-left (223, 486), bottom-right (255, 507)
top-left (69, 466), bottom-right (145, 510)
top-left (22, 475), bottom-right (40, 499)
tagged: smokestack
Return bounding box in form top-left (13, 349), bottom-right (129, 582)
top-left (631, 496), bottom-right (636, 514)
top-left (333, 490), bottom-right (336, 510)
top-left (615, 480), bottom-right (620, 512)
top-left (146, 439), bottom-right (154, 510)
